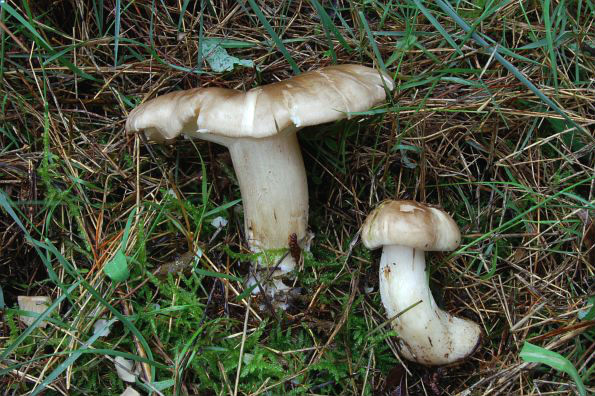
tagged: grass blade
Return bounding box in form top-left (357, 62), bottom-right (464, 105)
top-left (411, 0), bottom-right (464, 57)
top-left (122, 206), bottom-right (138, 249)
top-left (29, 319), bottom-right (119, 396)
top-left (309, 0), bottom-right (353, 53)
top-left (0, 190), bottom-right (159, 381)
top-left (114, 0), bottom-right (121, 66)
top-left (358, 11), bottom-right (387, 74)
top-left (1, 3), bottom-right (99, 81)
top-left (177, 0), bottom-right (192, 31)
top-left (193, 267), bottom-right (242, 281)
top-left (246, 0), bottom-right (300, 74)
top-left (203, 199), bottom-right (242, 218)
top-left (0, 349), bottom-right (170, 375)
top-left (543, 0), bottom-right (558, 91)
top-left (92, 0), bottom-right (104, 34)
top-left (433, 0), bottom-right (592, 142)
top-left (196, 0), bottom-right (205, 72)
top-left (455, 175), bottom-right (595, 254)
top-left (0, 282), bottom-right (82, 362)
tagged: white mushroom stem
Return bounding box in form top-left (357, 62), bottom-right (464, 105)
top-left (379, 245), bottom-right (481, 365)
top-left (199, 130), bottom-right (308, 294)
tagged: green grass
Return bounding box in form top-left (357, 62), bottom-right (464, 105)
top-left (1, 1), bottom-right (594, 395)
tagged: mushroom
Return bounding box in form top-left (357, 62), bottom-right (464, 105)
top-left (361, 200), bottom-right (481, 365)
top-left (126, 65), bottom-right (394, 302)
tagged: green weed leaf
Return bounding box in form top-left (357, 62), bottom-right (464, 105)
top-left (519, 342), bottom-right (586, 396)
top-left (103, 250), bottom-right (130, 282)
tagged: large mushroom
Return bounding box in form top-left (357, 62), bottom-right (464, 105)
top-left (361, 200), bottom-right (481, 365)
top-left (126, 64), bottom-right (394, 302)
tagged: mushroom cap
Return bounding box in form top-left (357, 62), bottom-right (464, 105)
top-left (125, 64), bottom-right (394, 141)
top-left (361, 200), bottom-right (461, 251)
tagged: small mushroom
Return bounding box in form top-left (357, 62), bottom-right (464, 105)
top-left (361, 200), bottom-right (481, 365)
top-left (126, 65), bottom-right (394, 302)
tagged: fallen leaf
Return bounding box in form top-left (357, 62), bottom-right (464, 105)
top-left (17, 296), bottom-right (51, 328)
top-left (114, 356), bottom-right (139, 383)
top-left (93, 319), bottom-right (113, 338)
top-left (210, 216), bottom-right (228, 228)
top-left (200, 39), bottom-right (254, 72)
top-left (156, 251), bottom-right (199, 278)
top-left (120, 386), bottom-right (140, 396)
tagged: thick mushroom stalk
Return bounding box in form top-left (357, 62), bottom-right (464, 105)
top-left (126, 65), bottom-right (394, 304)
top-left (379, 244), bottom-right (481, 365)
top-left (200, 130), bottom-right (308, 290)
top-left (362, 200), bottom-right (481, 365)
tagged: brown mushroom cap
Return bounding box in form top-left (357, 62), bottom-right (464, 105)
top-left (125, 64), bottom-right (394, 142)
top-left (361, 200), bottom-right (461, 251)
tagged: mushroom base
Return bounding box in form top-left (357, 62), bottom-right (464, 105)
top-left (245, 254), bottom-right (298, 310)
top-left (379, 245), bottom-right (481, 365)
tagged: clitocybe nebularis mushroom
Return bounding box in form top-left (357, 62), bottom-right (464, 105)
top-left (361, 200), bottom-right (481, 365)
top-left (126, 64), bottom-right (394, 303)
